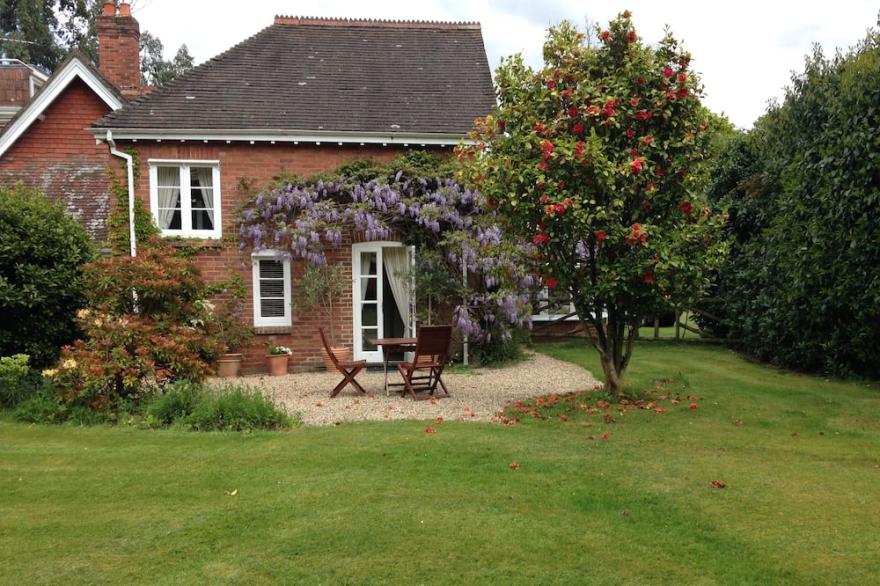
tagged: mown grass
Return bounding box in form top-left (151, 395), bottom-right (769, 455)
top-left (1, 341), bottom-right (879, 584)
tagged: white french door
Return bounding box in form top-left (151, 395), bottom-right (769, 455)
top-left (352, 242), bottom-right (416, 362)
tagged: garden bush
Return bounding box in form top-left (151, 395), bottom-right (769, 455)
top-left (47, 239), bottom-right (223, 412)
top-left (143, 381), bottom-right (294, 431)
top-left (704, 29), bottom-right (880, 377)
top-left (0, 354), bottom-right (56, 408)
top-left (0, 184), bottom-right (94, 367)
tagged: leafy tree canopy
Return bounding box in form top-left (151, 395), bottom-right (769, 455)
top-left (459, 12), bottom-right (728, 396)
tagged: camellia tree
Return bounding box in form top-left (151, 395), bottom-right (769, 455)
top-left (459, 12), bottom-right (727, 396)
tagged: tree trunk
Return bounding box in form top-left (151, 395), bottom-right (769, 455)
top-left (585, 307), bottom-right (639, 400)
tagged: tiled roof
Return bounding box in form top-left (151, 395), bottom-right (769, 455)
top-left (94, 17), bottom-right (496, 136)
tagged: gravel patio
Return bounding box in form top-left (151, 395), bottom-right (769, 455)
top-left (226, 351), bottom-right (599, 426)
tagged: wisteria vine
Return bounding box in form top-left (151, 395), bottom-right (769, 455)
top-left (237, 173), bottom-right (538, 345)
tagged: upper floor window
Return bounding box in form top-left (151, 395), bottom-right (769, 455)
top-left (148, 160), bottom-right (221, 238)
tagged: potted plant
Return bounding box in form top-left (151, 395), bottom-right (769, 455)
top-left (211, 278), bottom-right (253, 377)
top-left (297, 264), bottom-right (351, 370)
top-left (266, 345), bottom-right (292, 376)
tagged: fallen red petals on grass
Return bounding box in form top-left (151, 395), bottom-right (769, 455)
top-left (424, 426), bottom-right (437, 433)
top-left (509, 462), bottom-right (521, 470)
top-left (689, 403), bottom-right (699, 410)
top-left (601, 433), bottom-right (609, 440)
top-left (733, 418), bottom-right (744, 427)
top-left (654, 407), bottom-right (666, 414)
top-left (559, 414), bottom-right (568, 421)
top-left (710, 480), bottom-right (726, 489)
top-left (434, 417), bottom-right (444, 425)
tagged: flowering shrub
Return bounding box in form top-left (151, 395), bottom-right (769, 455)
top-left (237, 162), bottom-right (537, 346)
top-left (268, 345), bottom-right (292, 356)
top-left (458, 12), bottom-right (727, 395)
top-left (46, 239), bottom-right (222, 411)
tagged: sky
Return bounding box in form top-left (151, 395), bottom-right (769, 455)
top-left (129, 0), bottom-right (878, 129)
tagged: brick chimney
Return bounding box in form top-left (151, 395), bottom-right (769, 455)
top-left (96, 1), bottom-right (141, 98)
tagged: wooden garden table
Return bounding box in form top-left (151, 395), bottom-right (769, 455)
top-left (368, 337), bottom-right (417, 396)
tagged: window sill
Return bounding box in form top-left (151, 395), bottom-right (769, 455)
top-left (254, 326), bottom-right (293, 335)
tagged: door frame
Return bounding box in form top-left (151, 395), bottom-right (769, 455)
top-left (351, 241), bottom-right (416, 362)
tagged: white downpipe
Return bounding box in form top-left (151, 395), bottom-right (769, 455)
top-left (105, 130), bottom-right (137, 258)
top-left (462, 244), bottom-right (468, 366)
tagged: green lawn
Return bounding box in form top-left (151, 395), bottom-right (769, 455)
top-left (2, 342), bottom-right (879, 584)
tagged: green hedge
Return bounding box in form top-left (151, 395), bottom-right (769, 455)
top-left (0, 184), bottom-right (94, 366)
top-left (704, 32), bottom-right (880, 377)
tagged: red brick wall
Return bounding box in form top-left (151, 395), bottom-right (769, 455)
top-left (123, 140), bottom-right (422, 373)
top-left (0, 78), bottom-right (113, 240)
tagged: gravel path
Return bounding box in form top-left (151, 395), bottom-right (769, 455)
top-left (226, 352), bottom-right (599, 426)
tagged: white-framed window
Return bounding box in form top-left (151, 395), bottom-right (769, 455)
top-left (251, 252), bottom-right (292, 327)
top-left (531, 287), bottom-right (579, 321)
top-left (148, 160), bottom-right (221, 238)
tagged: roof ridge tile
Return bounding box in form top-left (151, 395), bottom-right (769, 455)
top-left (273, 15), bottom-right (481, 29)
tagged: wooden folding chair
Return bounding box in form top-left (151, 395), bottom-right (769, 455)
top-left (396, 325), bottom-right (452, 400)
top-left (319, 328), bottom-right (367, 398)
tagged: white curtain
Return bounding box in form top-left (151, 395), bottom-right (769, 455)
top-left (157, 167), bottom-right (180, 229)
top-left (192, 167), bottom-right (215, 226)
top-left (383, 247), bottom-right (411, 335)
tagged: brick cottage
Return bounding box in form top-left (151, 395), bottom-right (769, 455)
top-left (0, 2), bottom-right (502, 372)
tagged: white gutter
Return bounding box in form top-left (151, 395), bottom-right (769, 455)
top-left (89, 127), bottom-right (473, 147)
top-left (106, 130), bottom-right (137, 258)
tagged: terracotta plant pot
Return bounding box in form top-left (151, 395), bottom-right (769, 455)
top-left (217, 353), bottom-right (243, 377)
top-left (321, 346), bottom-right (351, 370)
top-left (266, 354), bottom-right (290, 376)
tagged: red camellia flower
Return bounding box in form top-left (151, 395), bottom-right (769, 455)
top-left (561, 89), bottom-right (573, 99)
top-left (644, 271), bottom-right (655, 284)
top-left (557, 180), bottom-right (566, 189)
top-left (574, 141), bottom-right (586, 158)
top-left (532, 233), bottom-right (549, 245)
top-left (595, 230), bottom-right (607, 241)
top-left (572, 122), bottom-right (584, 135)
top-left (568, 107), bottom-right (579, 117)
top-left (599, 30), bottom-right (611, 43)
top-left (630, 97), bottom-right (640, 107)
top-left (677, 88), bottom-right (689, 99)
top-left (540, 139), bottom-right (555, 155)
top-left (626, 127), bottom-right (635, 139)
top-left (630, 148), bottom-right (639, 158)
top-left (537, 161), bottom-right (549, 171)
top-left (536, 181), bottom-right (547, 190)
top-left (677, 72), bottom-right (688, 83)
top-left (539, 194), bottom-right (549, 203)
top-left (635, 110), bottom-right (648, 122)
top-left (555, 203), bottom-right (566, 214)
top-left (679, 201), bottom-right (694, 214)
top-left (546, 79), bottom-right (556, 90)
top-left (497, 120), bottom-right (505, 131)
top-left (630, 159), bottom-right (643, 175)
top-left (663, 66), bottom-right (674, 78)
top-left (545, 278), bottom-right (558, 289)
top-left (646, 182), bottom-right (655, 192)
top-left (640, 135), bottom-right (654, 146)
top-left (626, 30), bottom-right (637, 43)
top-left (534, 122), bottom-right (545, 133)
top-left (564, 197), bottom-right (573, 207)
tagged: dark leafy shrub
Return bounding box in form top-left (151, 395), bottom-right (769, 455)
top-left (477, 329), bottom-right (527, 366)
top-left (184, 386), bottom-right (293, 431)
top-left (704, 30), bottom-right (880, 377)
top-left (0, 184), bottom-right (94, 366)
